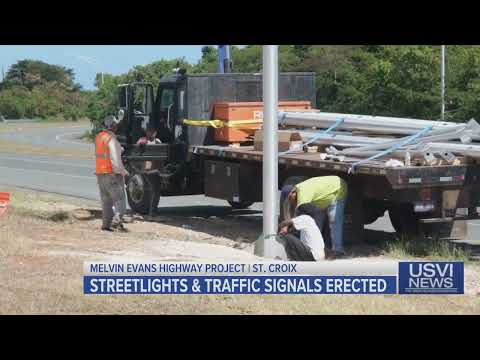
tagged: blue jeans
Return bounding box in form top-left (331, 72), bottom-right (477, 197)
top-left (280, 184), bottom-right (346, 253)
top-left (312, 198), bottom-right (346, 253)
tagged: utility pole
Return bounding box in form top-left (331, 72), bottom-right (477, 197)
top-left (441, 45), bottom-right (446, 120)
top-left (255, 45), bottom-right (279, 258)
top-left (218, 45), bottom-right (232, 73)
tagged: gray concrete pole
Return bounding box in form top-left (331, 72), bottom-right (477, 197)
top-left (441, 45), bottom-right (446, 121)
top-left (255, 45), bottom-right (279, 258)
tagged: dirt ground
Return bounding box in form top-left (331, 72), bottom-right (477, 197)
top-left (1, 188), bottom-right (480, 314)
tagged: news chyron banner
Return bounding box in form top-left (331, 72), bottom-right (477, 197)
top-left (83, 261), bottom-right (464, 295)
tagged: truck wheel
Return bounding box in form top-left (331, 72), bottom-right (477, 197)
top-left (126, 174), bottom-right (159, 215)
top-left (228, 200), bottom-right (254, 209)
top-left (363, 200), bottom-right (387, 225)
top-left (388, 204), bottom-right (420, 239)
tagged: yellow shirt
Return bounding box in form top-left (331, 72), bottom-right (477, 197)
top-left (295, 176), bottom-right (347, 209)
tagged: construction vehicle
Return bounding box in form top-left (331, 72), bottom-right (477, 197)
top-left (116, 47), bottom-right (480, 243)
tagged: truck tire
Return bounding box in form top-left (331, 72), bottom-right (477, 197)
top-left (363, 200), bottom-right (387, 225)
top-left (228, 201), bottom-right (254, 209)
top-left (126, 174), bottom-right (160, 215)
top-left (388, 204), bottom-right (420, 239)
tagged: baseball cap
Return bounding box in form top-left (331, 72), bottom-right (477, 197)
top-left (104, 115), bottom-right (121, 128)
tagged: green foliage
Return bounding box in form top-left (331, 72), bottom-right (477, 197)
top-left (0, 59), bottom-right (88, 120)
top-left (85, 45), bottom-right (480, 132)
top-left (5, 59), bottom-right (80, 90)
top-left (6, 46), bottom-right (480, 128)
top-left (383, 235), bottom-right (472, 261)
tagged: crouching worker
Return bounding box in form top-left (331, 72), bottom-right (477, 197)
top-left (95, 115), bottom-right (130, 232)
top-left (277, 203), bottom-right (326, 261)
top-left (281, 176), bottom-right (348, 258)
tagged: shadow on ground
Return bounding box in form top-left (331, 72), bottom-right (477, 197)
top-left (73, 205), bottom-right (263, 244)
top-left (143, 206), bottom-right (263, 244)
top-left (347, 229), bottom-right (398, 258)
top-left (71, 206), bottom-right (480, 261)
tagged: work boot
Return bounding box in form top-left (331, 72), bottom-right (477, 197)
top-left (101, 226), bottom-right (114, 232)
top-left (112, 223), bottom-right (128, 233)
top-left (331, 250), bottom-right (348, 260)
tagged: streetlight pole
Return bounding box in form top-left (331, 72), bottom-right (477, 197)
top-left (441, 45), bottom-right (446, 120)
top-left (255, 45), bottom-right (279, 258)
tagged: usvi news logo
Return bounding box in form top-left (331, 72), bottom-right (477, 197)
top-left (398, 262), bottom-right (464, 294)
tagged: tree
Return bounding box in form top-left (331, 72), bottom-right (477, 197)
top-left (0, 59), bottom-right (88, 120)
top-left (5, 59), bottom-right (76, 90)
top-left (83, 45), bottom-right (480, 130)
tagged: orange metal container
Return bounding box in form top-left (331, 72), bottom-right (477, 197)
top-left (213, 101), bottom-right (311, 143)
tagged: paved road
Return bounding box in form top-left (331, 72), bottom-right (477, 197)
top-left (0, 122), bottom-right (91, 151)
top-left (0, 123), bottom-right (479, 249)
top-left (0, 123), bottom-right (253, 209)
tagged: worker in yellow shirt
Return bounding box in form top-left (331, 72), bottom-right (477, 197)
top-left (280, 176), bottom-right (348, 258)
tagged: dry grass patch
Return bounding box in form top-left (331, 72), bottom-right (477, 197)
top-left (383, 236), bottom-right (473, 262)
top-left (0, 139), bottom-right (92, 159)
top-left (1, 188), bottom-right (480, 314)
top-left (0, 120), bottom-right (92, 158)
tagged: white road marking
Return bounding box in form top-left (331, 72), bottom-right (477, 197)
top-left (0, 155), bottom-right (92, 168)
top-left (0, 165), bottom-right (96, 180)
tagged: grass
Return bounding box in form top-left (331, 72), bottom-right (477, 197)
top-left (36, 116), bottom-right (76, 123)
top-left (12, 207), bottom-right (71, 222)
top-left (0, 119), bottom-right (92, 156)
top-left (382, 235), bottom-right (472, 262)
top-left (0, 137), bottom-right (92, 159)
top-left (0, 119), bottom-right (93, 158)
top-left (80, 130), bottom-right (95, 143)
top-left (0, 118), bottom-right (90, 131)
top-left (1, 188), bottom-right (479, 314)
top-left (7, 188), bottom-right (93, 223)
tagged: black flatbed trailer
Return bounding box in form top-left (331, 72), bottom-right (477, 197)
top-left (189, 143), bottom-right (480, 242)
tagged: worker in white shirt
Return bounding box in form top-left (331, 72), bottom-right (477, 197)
top-left (95, 115), bottom-right (130, 232)
top-left (278, 203), bottom-right (326, 261)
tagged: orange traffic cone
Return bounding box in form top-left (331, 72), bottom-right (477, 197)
top-left (0, 192), bottom-right (11, 216)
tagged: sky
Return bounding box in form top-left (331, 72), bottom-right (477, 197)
top-left (0, 45), bottom-right (206, 90)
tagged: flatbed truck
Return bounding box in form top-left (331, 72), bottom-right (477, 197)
top-left (117, 71), bottom-right (480, 243)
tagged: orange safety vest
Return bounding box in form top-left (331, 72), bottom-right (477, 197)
top-left (95, 130), bottom-right (114, 174)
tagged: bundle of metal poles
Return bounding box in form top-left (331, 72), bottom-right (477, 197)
top-left (278, 111), bottom-right (470, 136)
top-left (277, 111), bottom-right (480, 169)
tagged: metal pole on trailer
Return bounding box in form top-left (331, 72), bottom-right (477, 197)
top-left (255, 45), bottom-right (279, 258)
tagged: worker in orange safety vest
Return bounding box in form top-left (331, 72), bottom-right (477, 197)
top-left (95, 115), bottom-right (130, 232)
